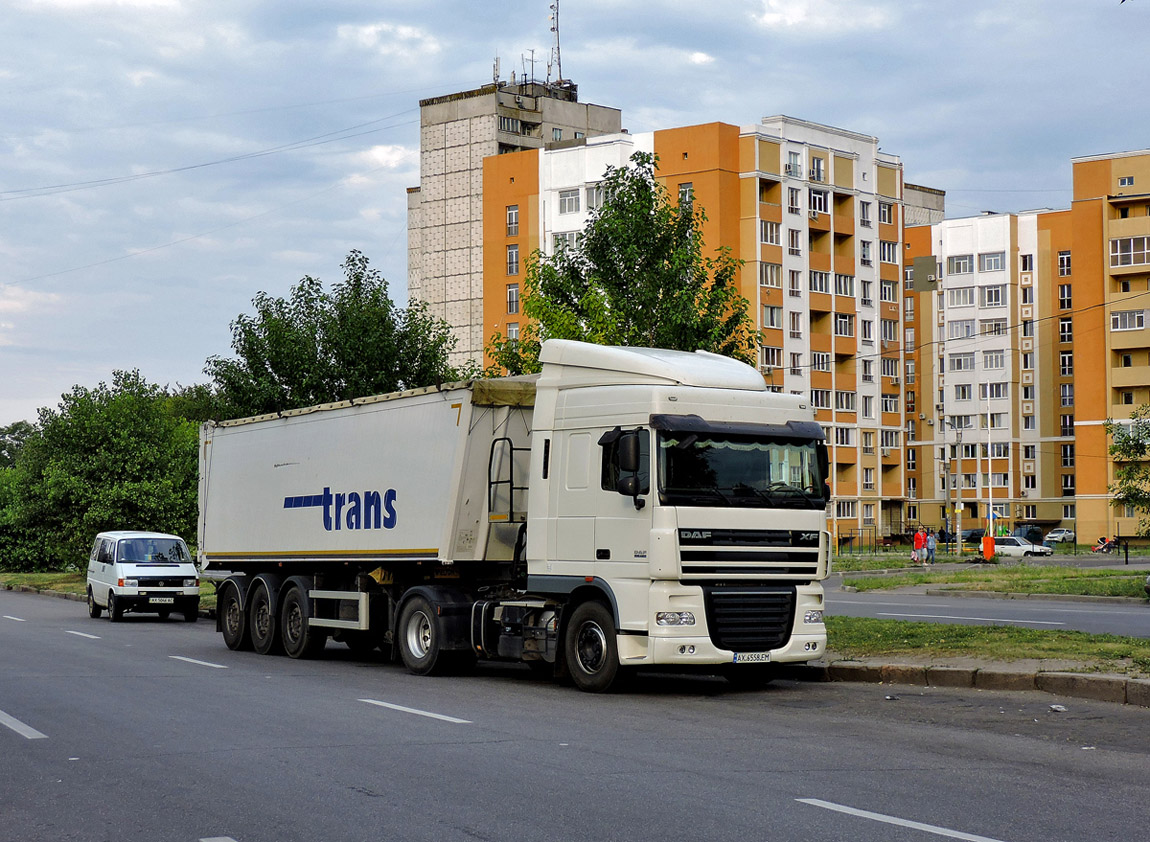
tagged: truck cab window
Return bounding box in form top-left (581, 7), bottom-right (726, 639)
top-left (600, 429), bottom-right (650, 494)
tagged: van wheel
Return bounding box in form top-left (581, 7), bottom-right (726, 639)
top-left (397, 595), bottom-right (443, 675)
top-left (248, 581), bottom-right (281, 655)
top-left (280, 584), bottom-right (326, 659)
top-left (87, 589), bottom-right (102, 619)
top-left (219, 582), bottom-right (251, 651)
top-left (108, 591), bottom-right (124, 622)
top-left (564, 601), bottom-right (621, 693)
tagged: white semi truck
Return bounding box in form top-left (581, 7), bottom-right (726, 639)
top-left (198, 339), bottom-right (830, 691)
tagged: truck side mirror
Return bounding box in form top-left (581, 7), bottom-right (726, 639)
top-left (618, 431), bottom-right (640, 473)
top-left (616, 475), bottom-right (646, 510)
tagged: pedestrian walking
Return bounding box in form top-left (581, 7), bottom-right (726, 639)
top-left (926, 529), bottom-right (937, 565)
top-left (913, 526), bottom-right (927, 566)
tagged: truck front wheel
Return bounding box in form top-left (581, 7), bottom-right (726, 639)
top-left (564, 601), bottom-right (621, 693)
top-left (397, 595), bottom-right (442, 675)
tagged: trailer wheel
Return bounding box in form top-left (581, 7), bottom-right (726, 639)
top-left (397, 595), bottom-right (444, 675)
top-left (564, 601), bottom-right (621, 693)
top-left (280, 584), bottom-right (327, 659)
top-left (248, 580), bottom-right (282, 655)
top-left (219, 581), bottom-right (252, 651)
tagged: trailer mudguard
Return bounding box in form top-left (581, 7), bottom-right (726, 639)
top-left (397, 585), bottom-right (474, 651)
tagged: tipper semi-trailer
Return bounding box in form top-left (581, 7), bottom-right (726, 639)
top-left (198, 339), bottom-right (831, 692)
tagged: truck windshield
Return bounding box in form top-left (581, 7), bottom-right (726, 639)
top-left (117, 538), bottom-right (190, 563)
top-left (657, 432), bottom-right (826, 509)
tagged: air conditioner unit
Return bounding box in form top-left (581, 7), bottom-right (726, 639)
top-left (927, 274), bottom-right (936, 282)
top-left (1018, 490), bottom-right (1028, 497)
top-left (927, 419), bottom-right (934, 426)
top-left (880, 448), bottom-right (891, 457)
top-left (891, 376), bottom-right (900, 385)
top-left (919, 413), bottom-right (926, 420)
top-left (809, 210), bottom-right (820, 220)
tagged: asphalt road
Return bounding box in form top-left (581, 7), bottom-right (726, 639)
top-left (826, 588), bottom-right (1150, 637)
top-left (2, 588), bottom-right (1148, 842)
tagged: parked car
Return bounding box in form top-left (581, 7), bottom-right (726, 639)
top-left (1013, 525), bottom-right (1046, 546)
top-left (992, 536), bottom-right (1054, 558)
top-left (1044, 528), bottom-right (1076, 544)
top-left (86, 530), bottom-right (199, 622)
top-left (961, 528), bottom-right (985, 545)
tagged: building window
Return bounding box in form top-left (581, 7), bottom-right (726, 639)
top-left (760, 346), bottom-right (782, 370)
top-left (506, 283), bottom-right (519, 314)
top-left (507, 322), bottom-right (519, 340)
top-left (810, 189), bottom-right (829, 213)
top-left (879, 202), bottom-right (893, 224)
top-left (1122, 353), bottom-right (1134, 367)
top-left (860, 201), bottom-right (872, 227)
top-left (879, 241), bottom-right (899, 264)
top-left (1060, 351), bottom-right (1074, 376)
top-left (860, 241), bottom-right (872, 266)
top-left (948, 320), bottom-right (976, 339)
top-left (1119, 175), bottom-right (1135, 187)
top-left (762, 305), bottom-right (783, 329)
top-left (1060, 414), bottom-right (1074, 436)
top-left (862, 467), bottom-right (874, 491)
top-left (498, 115), bottom-right (521, 134)
top-left (787, 150), bottom-right (802, 178)
top-left (789, 311), bottom-right (803, 339)
top-left (981, 382), bottom-right (1009, 399)
top-left (949, 353), bottom-right (975, 372)
top-left (760, 220), bottom-right (781, 245)
top-left (1058, 284), bottom-right (1072, 309)
top-left (811, 352), bottom-right (831, 372)
top-left (1120, 391), bottom-right (1135, 405)
top-left (880, 279), bottom-right (897, 303)
top-left (835, 391), bottom-right (857, 411)
top-left (1060, 383), bottom-right (1074, 407)
top-left (948, 287), bottom-right (975, 307)
top-left (809, 271), bottom-right (830, 293)
top-left (979, 285), bottom-right (1006, 307)
top-left (835, 500), bottom-right (856, 519)
top-left (788, 187), bottom-right (801, 214)
top-left (861, 319), bottom-right (873, 344)
top-left (1021, 352), bottom-right (1034, 370)
top-left (558, 189), bottom-right (580, 214)
top-left (835, 274), bottom-right (855, 297)
top-left (978, 252), bottom-right (1005, 272)
top-left (760, 262), bottom-right (782, 288)
top-left (1059, 317), bottom-right (1073, 342)
top-left (1063, 504), bottom-right (1076, 519)
top-left (983, 350), bottom-right (1005, 370)
top-left (788, 270), bottom-right (802, 297)
top-left (678, 182), bottom-right (693, 206)
top-left (835, 426), bottom-right (854, 445)
top-left (834, 313), bottom-right (855, 337)
top-left (811, 389), bottom-right (831, 409)
top-left (1062, 474), bottom-right (1076, 494)
top-left (864, 503), bottom-right (876, 525)
top-left (552, 128), bottom-right (563, 141)
top-left (860, 279), bottom-right (873, 306)
top-left (980, 319), bottom-right (1007, 336)
top-left (1058, 250), bottom-right (1071, 276)
top-left (809, 156), bottom-right (825, 182)
top-left (881, 393), bottom-right (899, 413)
top-left (788, 229), bottom-right (803, 256)
top-left (573, 131), bottom-right (585, 140)
top-left (1061, 444), bottom-right (1075, 468)
top-left (1111, 310), bottom-right (1146, 331)
top-left (586, 183), bottom-right (604, 210)
top-left (1110, 236), bottom-right (1150, 267)
top-left (1023, 415), bottom-right (1035, 430)
top-left (947, 254), bottom-right (973, 275)
top-left (955, 383), bottom-right (971, 401)
top-left (789, 352), bottom-right (802, 376)
top-left (1020, 254), bottom-right (1034, 272)
top-left (506, 204), bottom-right (519, 237)
top-left (506, 244), bottom-right (519, 276)
top-left (1021, 286), bottom-right (1033, 304)
top-left (553, 231), bottom-right (580, 252)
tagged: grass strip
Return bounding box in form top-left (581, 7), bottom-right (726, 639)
top-left (827, 616), bottom-right (1150, 676)
top-left (1, 571), bottom-right (218, 611)
top-left (842, 565), bottom-right (1148, 598)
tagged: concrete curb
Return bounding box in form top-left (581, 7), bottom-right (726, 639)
top-left (2, 583), bottom-right (214, 618)
top-left (781, 660), bottom-right (1150, 707)
top-left (922, 588), bottom-right (1148, 604)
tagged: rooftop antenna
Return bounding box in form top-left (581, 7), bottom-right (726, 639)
top-left (493, 54), bottom-right (500, 85)
top-left (549, 0), bottom-right (563, 83)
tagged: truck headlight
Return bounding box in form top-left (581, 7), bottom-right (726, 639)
top-left (803, 610), bottom-right (824, 624)
top-left (656, 611), bottom-right (695, 626)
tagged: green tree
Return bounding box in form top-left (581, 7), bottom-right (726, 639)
top-left (206, 250), bottom-right (470, 418)
top-left (0, 420), bottom-right (35, 469)
top-left (1105, 405), bottom-right (1150, 535)
top-left (2, 371), bottom-right (198, 571)
top-left (486, 152), bottom-right (757, 374)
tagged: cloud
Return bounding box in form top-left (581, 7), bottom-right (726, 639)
top-left (336, 21), bottom-right (442, 62)
top-left (0, 286), bottom-right (60, 315)
top-left (752, 0), bottom-right (896, 34)
top-left (688, 52), bottom-right (714, 65)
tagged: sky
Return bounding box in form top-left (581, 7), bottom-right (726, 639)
top-left (2, 0), bottom-right (1147, 426)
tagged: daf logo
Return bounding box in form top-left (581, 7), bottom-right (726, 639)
top-left (680, 530), bottom-right (711, 540)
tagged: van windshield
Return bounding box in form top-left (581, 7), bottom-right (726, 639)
top-left (117, 538), bottom-right (189, 563)
top-left (657, 432), bottom-right (827, 509)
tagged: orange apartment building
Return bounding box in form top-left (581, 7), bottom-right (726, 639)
top-left (481, 117), bottom-right (921, 542)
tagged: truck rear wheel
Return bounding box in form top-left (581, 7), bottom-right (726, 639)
top-left (397, 595), bottom-right (444, 675)
top-left (280, 583), bottom-right (327, 659)
top-left (248, 579), bottom-right (282, 655)
top-left (219, 581), bottom-right (252, 651)
top-left (564, 601), bottom-right (621, 693)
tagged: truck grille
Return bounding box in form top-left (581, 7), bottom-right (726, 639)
top-left (702, 586), bottom-right (795, 652)
top-left (678, 528), bottom-right (821, 580)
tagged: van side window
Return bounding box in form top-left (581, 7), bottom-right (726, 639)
top-left (601, 429), bottom-right (650, 494)
top-left (98, 540), bottom-right (113, 564)
top-left (90, 539), bottom-right (102, 563)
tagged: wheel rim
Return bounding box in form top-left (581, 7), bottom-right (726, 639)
top-left (285, 600), bottom-right (303, 645)
top-left (224, 595), bottom-right (242, 638)
top-left (575, 620), bottom-right (608, 674)
top-left (253, 593), bottom-right (272, 641)
top-left (406, 610), bottom-right (432, 658)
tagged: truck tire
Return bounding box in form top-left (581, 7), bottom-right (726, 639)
top-left (87, 588), bottom-right (102, 619)
top-left (219, 581), bottom-right (252, 651)
top-left (248, 579), bottom-right (282, 656)
top-left (564, 601), bottom-right (621, 693)
top-left (108, 591), bottom-right (124, 622)
top-left (397, 595), bottom-right (445, 675)
top-left (280, 583), bottom-right (327, 659)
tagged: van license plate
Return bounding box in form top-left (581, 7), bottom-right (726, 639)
top-left (149, 597), bottom-right (174, 604)
top-left (732, 652), bottom-right (770, 663)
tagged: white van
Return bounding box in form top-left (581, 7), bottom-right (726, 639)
top-left (86, 531), bottom-right (199, 622)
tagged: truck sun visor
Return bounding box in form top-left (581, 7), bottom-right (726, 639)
top-left (649, 413), bottom-right (826, 442)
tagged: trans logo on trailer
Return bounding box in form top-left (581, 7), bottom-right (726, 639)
top-left (283, 487), bottom-right (397, 531)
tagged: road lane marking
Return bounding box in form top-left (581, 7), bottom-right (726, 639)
top-left (3, 615), bottom-right (26, 621)
top-left (358, 699), bottom-right (471, 724)
top-left (877, 612), bottom-right (1065, 626)
top-left (170, 656), bottom-right (228, 669)
top-left (797, 798), bottom-right (1008, 842)
top-left (0, 708), bottom-right (49, 740)
top-left (65, 630), bottom-right (101, 639)
top-left (200, 837), bottom-right (239, 841)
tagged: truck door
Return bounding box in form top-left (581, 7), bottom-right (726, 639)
top-left (595, 429), bottom-right (652, 631)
